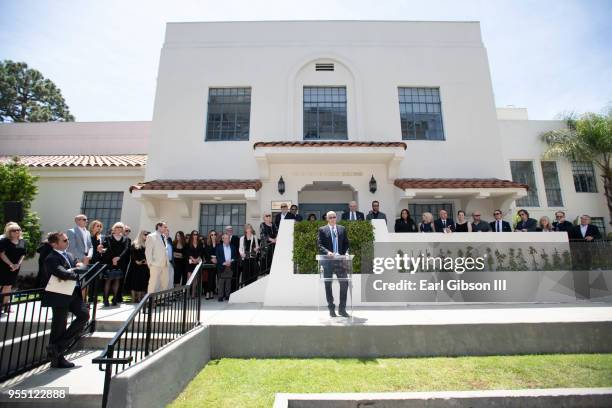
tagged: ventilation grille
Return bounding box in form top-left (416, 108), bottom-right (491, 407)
top-left (315, 63), bottom-right (334, 72)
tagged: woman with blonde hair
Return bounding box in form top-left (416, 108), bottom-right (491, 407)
top-left (418, 212), bottom-right (436, 233)
top-left (127, 230), bottom-right (150, 303)
top-left (0, 222), bottom-right (27, 315)
top-left (101, 222), bottom-right (129, 306)
top-left (88, 220), bottom-right (105, 264)
top-left (240, 223), bottom-right (260, 286)
top-left (537, 216), bottom-right (553, 232)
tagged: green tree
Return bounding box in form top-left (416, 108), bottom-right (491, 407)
top-left (0, 60), bottom-right (75, 122)
top-left (0, 157), bottom-right (42, 257)
top-left (542, 108), bottom-right (612, 227)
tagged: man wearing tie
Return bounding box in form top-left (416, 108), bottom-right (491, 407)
top-left (490, 210), bottom-right (512, 232)
top-left (216, 232), bottom-right (238, 301)
top-left (434, 209), bottom-right (455, 233)
top-left (66, 214), bottom-right (93, 265)
top-left (341, 201), bottom-right (365, 221)
top-left (145, 221), bottom-right (170, 294)
top-left (317, 211), bottom-right (350, 317)
top-left (42, 232), bottom-right (89, 368)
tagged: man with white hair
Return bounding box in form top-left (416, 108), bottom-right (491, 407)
top-left (317, 211), bottom-right (351, 317)
top-left (341, 201), bottom-right (364, 221)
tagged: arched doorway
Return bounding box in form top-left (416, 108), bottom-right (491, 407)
top-left (298, 181), bottom-right (357, 221)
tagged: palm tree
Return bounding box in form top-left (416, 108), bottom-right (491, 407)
top-left (541, 108), bottom-right (612, 228)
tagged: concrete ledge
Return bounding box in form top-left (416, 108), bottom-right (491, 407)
top-left (273, 388), bottom-right (612, 408)
top-left (211, 322), bottom-right (612, 358)
top-left (107, 325), bottom-right (210, 408)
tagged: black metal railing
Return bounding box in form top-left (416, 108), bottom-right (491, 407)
top-left (0, 262), bottom-right (106, 381)
top-left (93, 261), bottom-right (203, 408)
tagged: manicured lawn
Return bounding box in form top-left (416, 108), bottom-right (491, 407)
top-left (169, 354), bottom-right (612, 408)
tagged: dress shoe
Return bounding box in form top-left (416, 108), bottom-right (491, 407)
top-left (339, 309), bottom-right (350, 318)
top-left (50, 355), bottom-right (75, 369)
top-left (218, 297), bottom-right (224, 302)
top-left (328, 306), bottom-right (337, 317)
top-left (103, 299), bottom-right (110, 307)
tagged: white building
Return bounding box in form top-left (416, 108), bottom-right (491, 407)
top-left (0, 21), bottom-right (609, 250)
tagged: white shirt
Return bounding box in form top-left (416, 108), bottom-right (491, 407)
top-left (281, 212), bottom-right (287, 220)
top-left (580, 224), bottom-right (588, 237)
top-left (350, 211), bottom-right (356, 220)
top-left (223, 244), bottom-right (232, 263)
top-left (79, 226), bottom-right (93, 257)
top-left (54, 249), bottom-right (73, 267)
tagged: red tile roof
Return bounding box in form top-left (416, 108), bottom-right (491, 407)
top-left (0, 155), bottom-right (147, 168)
top-left (130, 179), bottom-right (263, 193)
top-left (253, 141), bottom-right (407, 150)
top-left (394, 178), bottom-right (528, 190)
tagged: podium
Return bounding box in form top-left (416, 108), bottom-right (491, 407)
top-left (316, 254), bottom-right (354, 319)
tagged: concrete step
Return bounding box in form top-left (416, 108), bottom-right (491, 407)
top-left (0, 349), bottom-right (103, 408)
top-left (79, 329), bottom-right (190, 350)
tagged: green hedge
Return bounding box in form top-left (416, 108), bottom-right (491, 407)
top-left (293, 220), bottom-right (374, 274)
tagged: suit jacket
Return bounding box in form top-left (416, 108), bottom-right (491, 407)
top-left (515, 218), bottom-right (538, 232)
top-left (294, 214), bottom-right (304, 222)
top-left (274, 212), bottom-right (296, 227)
top-left (366, 211), bottom-right (387, 223)
top-left (434, 218), bottom-right (455, 232)
top-left (66, 226), bottom-right (93, 261)
top-left (41, 250), bottom-right (87, 308)
top-left (341, 211), bottom-right (365, 221)
top-left (145, 231), bottom-right (169, 268)
top-left (553, 220), bottom-right (574, 233)
top-left (215, 244), bottom-right (238, 277)
top-left (489, 220), bottom-right (512, 232)
top-left (569, 224), bottom-right (602, 241)
top-left (317, 224), bottom-right (350, 255)
top-left (394, 218), bottom-right (417, 232)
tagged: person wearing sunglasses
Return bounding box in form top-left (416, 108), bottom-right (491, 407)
top-left (490, 210), bottom-right (512, 232)
top-left (41, 231), bottom-right (89, 368)
top-left (66, 214), bottom-right (93, 267)
top-left (1, 222), bottom-right (27, 315)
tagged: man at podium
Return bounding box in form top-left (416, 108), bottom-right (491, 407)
top-left (317, 211), bottom-right (350, 317)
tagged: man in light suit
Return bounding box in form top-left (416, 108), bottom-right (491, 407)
top-left (317, 211), bottom-right (351, 317)
top-left (42, 231), bottom-right (89, 368)
top-left (341, 201), bottom-right (365, 221)
top-left (66, 214), bottom-right (93, 265)
top-left (145, 221), bottom-right (170, 294)
top-left (490, 209), bottom-right (512, 232)
top-left (216, 232), bottom-right (238, 301)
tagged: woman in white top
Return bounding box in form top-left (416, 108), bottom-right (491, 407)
top-left (239, 224), bottom-right (260, 286)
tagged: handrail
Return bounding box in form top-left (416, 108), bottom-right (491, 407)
top-left (0, 261), bottom-right (105, 382)
top-left (93, 261), bottom-right (203, 408)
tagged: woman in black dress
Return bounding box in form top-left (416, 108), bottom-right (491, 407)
top-left (102, 222), bottom-right (129, 306)
top-left (1, 222), bottom-right (27, 315)
top-left (173, 231), bottom-right (187, 286)
top-left (127, 230), bottom-right (150, 303)
top-left (454, 210), bottom-right (472, 232)
top-left (394, 209), bottom-right (417, 233)
top-left (203, 230), bottom-right (219, 299)
top-left (89, 220), bottom-right (106, 265)
top-left (239, 224), bottom-right (260, 286)
top-left (259, 213), bottom-right (278, 274)
top-left (185, 230), bottom-right (203, 290)
top-left (418, 212), bottom-right (436, 233)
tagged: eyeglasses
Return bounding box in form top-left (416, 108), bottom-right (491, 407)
top-left (62, 239), bottom-right (68, 243)
top-left (10, 229), bottom-right (22, 232)
top-left (265, 215), bottom-right (271, 217)
top-left (494, 212), bottom-right (501, 215)
top-left (473, 214), bottom-right (481, 217)
top-left (210, 233), bottom-right (217, 236)
top-left (328, 216), bottom-right (337, 219)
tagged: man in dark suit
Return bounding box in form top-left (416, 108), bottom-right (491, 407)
top-left (290, 205), bottom-right (303, 222)
top-left (490, 209), bottom-right (512, 232)
top-left (515, 209), bottom-right (537, 232)
top-left (434, 209), bottom-right (455, 233)
top-left (274, 203), bottom-right (296, 227)
top-left (216, 232), bottom-right (238, 301)
top-left (42, 231), bottom-right (89, 369)
top-left (553, 211), bottom-right (574, 234)
top-left (569, 215), bottom-right (602, 242)
top-left (341, 201), bottom-right (365, 221)
top-left (569, 215), bottom-right (602, 295)
top-left (224, 226), bottom-right (241, 292)
top-left (317, 211), bottom-right (350, 317)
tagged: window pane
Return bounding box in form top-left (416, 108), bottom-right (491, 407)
top-left (205, 88), bottom-right (251, 141)
top-left (510, 161), bottom-right (539, 207)
top-left (81, 192), bottom-right (124, 233)
top-left (398, 87), bottom-right (445, 141)
top-left (408, 203), bottom-right (454, 225)
top-left (541, 161), bottom-right (563, 207)
top-left (572, 161), bottom-right (597, 193)
top-left (199, 203), bottom-right (247, 236)
top-left (303, 87), bottom-right (347, 140)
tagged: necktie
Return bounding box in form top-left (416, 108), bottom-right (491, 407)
top-left (443, 220), bottom-right (446, 227)
top-left (332, 228), bottom-right (338, 254)
top-left (61, 251), bottom-right (74, 268)
top-left (497, 221), bottom-right (501, 232)
top-left (351, 212), bottom-right (355, 221)
top-left (161, 235), bottom-right (167, 247)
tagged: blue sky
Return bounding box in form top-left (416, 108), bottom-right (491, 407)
top-left (1, 0), bottom-right (610, 121)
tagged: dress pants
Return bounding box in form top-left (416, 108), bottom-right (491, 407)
top-left (49, 295), bottom-right (90, 353)
top-left (148, 264), bottom-right (169, 293)
top-left (323, 261), bottom-right (349, 310)
top-left (218, 266), bottom-right (233, 299)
